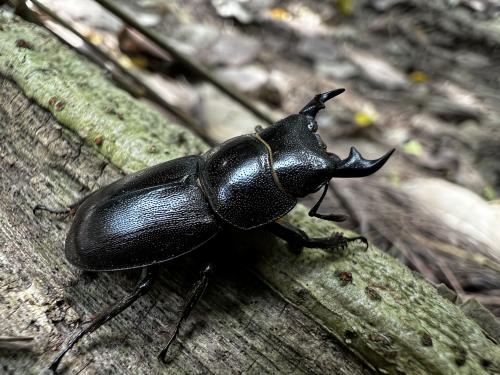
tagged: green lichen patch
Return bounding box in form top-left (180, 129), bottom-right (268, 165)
top-left (0, 13), bottom-right (207, 173)
top-left (244, 205), bottom-right (500, 374)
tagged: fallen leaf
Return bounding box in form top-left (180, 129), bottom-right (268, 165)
top-left (268, 7), bottom-right (293, 21)
top-left (354, 111), bottom-right (374, 127)
top-left (403, 139), bottom-right (423, 156)
top-left (409, 71), bottom-right (429, 83)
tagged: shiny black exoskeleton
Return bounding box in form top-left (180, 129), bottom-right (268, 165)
top-left (40, 89), bottom-right (394, 372)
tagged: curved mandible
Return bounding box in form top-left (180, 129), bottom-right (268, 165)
top-left (299, 88), bottom-right (345, 118)
top-left (331, 147), bottom-right (395, 178)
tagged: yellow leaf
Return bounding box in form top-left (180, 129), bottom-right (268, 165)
top-left (388, 174), bottom-right (401, 187)
top-left (268, 8), bottom-right (293, 21)
top-left (85, 31), bottom-right (103, 45)
top-left (409, 71), bottom-right (428, 83)
top-left (354, 112), bottom-right (374, 127)
top-left (129, 56), bottom-right (150, 69)
top-left (337, 0), bottom-right (355, 16)
top-left (403, 139), bottom-right (423, 156)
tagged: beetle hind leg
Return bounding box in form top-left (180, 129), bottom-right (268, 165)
top-left (47, 266), bottom-right (158, 373)
top-left (33, 204), bottom-right (72, 217)
top-left (33, 193), bottom-right (91, 218)
top-left (158, 263), bottom-right (213, 363)
top-left (268, 221), bottom-right (368, 254)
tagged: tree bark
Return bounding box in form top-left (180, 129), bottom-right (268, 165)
top-left (0, 14), bottom-right (499, 375)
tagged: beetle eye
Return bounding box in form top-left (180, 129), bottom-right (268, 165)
top-left (307, 120), bottom-right (318, 132)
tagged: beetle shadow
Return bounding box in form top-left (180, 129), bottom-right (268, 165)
top-left (57, 226), bottom-right (339, 369)
top-left (153, 225), bottom-right (346, 365)
top-left (57, 232), bottom-right (269, 367)
top-left (148, 229), bottom-right (291, 364)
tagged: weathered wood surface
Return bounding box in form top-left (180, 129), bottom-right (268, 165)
top-left (1, 14), bottom-right (499, 375)
top-left (0, 75), bottom-right (371, 375)
top-left (0, 14), bottom-right (371, 375)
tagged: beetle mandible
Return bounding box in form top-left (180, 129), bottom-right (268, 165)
top-left (37, 89), bottom-right (394, 372)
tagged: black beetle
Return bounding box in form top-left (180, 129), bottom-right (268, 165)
top-left (37, 89), bottom-right (393, 372)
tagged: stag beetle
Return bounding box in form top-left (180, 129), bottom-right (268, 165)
top-left (37, 89), bottom-right (394, 372)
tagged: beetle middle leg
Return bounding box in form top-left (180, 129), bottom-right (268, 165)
top-left (268, 221), bottom-right (367, 254)
top-left (158, 263), bottom-right (214, 363)
top-left (48, 266), bottom-right (158, 373)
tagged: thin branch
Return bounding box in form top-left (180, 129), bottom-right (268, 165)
top-left (436, 255), bottom-right (465, 298)
top-left (411, 233), bottom-right (500, 274)
top-left (26, 0), bottom-right (215, 146)
top-left (463, 294), bottom-right (500, 306)
top-left (93, 0), bottom-right (275, 125)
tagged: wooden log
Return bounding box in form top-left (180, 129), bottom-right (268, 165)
top-left (0, 14), bottom-right (498, 375)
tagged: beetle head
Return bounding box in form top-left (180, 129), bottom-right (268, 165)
top-left (257, 89), bottom-right (394, 197)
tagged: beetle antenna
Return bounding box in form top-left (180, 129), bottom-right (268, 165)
top-left (299, 89), bottom-right (345, 118)
top-left (331, 147), bottom-right (395, 178)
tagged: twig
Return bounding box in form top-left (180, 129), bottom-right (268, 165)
top-left (74, 359), bottom-right (92, 375)
top-left (25, 0), bottom-right (214, 146)
top-left (411, 233), bottom-right (500, 274)
top-left (0, 335), bottom-right (35, 350)
top-left (329, 183), bottom-right (364, 231)
top-left (0, 336), bottom-right (35, 341)
top-left (463, 294), bottom-right (500, 306)
top-left (435, 255), bottom-right (465, 298)
top-left (93, 0), bottom-right (275, 125)
top-left (403, 246), bottom-right (439, 283)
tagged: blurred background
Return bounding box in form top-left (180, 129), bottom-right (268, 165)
top-left (9, 0), bottom-right (500, 315)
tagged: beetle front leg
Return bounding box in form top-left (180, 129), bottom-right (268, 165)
top-left (268, 221), bottom-right (367, 254)
top-left (308, 183), bottom-right (347, 222)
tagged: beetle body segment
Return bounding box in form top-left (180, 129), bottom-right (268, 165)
top-left (201, 134), bottom-right (296, 229)
top-left (65, 156), bottom-right (222, 271)
top-left (259, 114), bottom-right (335, 197)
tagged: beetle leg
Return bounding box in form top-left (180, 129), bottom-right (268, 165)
top-left (158, 263), bottom-right (214, 363)
top-left (267, 221), bottom-right (307, 254)
top-left (33, 193), bottom-right (92, 218)
top-left (48, 266), bottom-right (158, 373)
top-left (308, 184), bottom-right (347, 222)
top-left (268, 221), bottom-right (367, 254)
